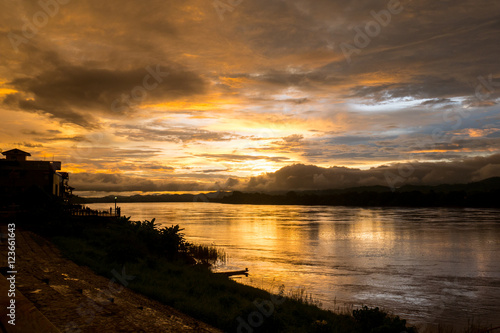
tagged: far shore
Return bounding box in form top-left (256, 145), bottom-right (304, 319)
top-left (75, 176), bottom-right (500, 209)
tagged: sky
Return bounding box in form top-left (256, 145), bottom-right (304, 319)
top-left (1, 0), bottom-right (500, 194)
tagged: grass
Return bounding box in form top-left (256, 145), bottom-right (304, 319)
top-left (418, 322), bottom-right (499, 333)
top-left (189, 243), bottom-right (227, 265)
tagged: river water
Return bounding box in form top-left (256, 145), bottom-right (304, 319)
top-left (87, 202), bottom-right (500, 330)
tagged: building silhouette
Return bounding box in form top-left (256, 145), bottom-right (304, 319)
top-left (0, 149), bottom-right (73, 206)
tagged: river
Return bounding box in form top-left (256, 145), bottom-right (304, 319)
top-left (87, 202), bottom-right (500, 330)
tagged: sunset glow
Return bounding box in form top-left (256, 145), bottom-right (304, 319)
top-left (1, 0), bottom-right (499, 194)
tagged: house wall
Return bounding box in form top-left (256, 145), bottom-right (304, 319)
top-left (53, 172), bottom-right (64, 197)
top-left (0, 160), bottom-right (61, 199)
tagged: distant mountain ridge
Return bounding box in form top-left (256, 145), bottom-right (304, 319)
top-left (76, 177), bottom-right (500, 208)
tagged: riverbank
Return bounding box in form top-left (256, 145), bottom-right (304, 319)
top-left (0, 224), bottom-right (222, 332)
top-left (2, 212), bottom-right (419, 333)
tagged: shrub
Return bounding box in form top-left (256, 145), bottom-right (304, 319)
top-left (353, 306), bottom-right (416, 333)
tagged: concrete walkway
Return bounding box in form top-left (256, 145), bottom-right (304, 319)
top-left (0, 225), bottom-right (222, 333)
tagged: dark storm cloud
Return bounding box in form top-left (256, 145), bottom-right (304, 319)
top-left (4, 0), bottom-right (499, 106)
top-left (244, 154), bottom-right (500, 191)
top-left (3, 64), bottom-right (206, 128)
top-left (312, 1), bottom-right (500, 100)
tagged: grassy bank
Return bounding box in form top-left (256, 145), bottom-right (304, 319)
top-left (18, 212), bottom-right (416, 333)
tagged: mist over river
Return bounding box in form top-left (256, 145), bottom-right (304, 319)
top-left (87, 202), bottom-right (500, 329)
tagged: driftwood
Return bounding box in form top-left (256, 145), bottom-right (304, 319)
top-left (215, 268), bottom-right (249, 277)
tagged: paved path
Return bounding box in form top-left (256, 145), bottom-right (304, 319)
top-left (0, 225), bottom-right (222, 333)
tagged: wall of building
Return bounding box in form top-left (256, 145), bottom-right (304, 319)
top-left (0, 160), bottom-right (63, 200)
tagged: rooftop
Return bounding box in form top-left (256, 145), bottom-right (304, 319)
top-left (2, 148), bottom-right (31, 157)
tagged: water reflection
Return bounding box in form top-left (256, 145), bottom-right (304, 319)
top-left (88, 202), bottom-right (500, 329)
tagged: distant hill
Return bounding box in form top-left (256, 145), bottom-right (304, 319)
top-left (73, 191), bottom-right (230, 204)
top-left (76, 177), bottom-right (500, 208)
top-left (398, 177), bottom-right (500, 193)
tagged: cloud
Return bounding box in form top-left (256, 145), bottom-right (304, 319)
top-left (420, 98), bottom-right (454, 106)
top-left (13, 142), bottom-right (44, 148)
top-left (114, 124), bottom-right (237, 143)
top-left (2, 0), bottom-right (500, 192)
top-left (199, 153), bottom-right (290, 162)
top-left (69, 153), bottom-right (500, 194)
top-left (243, 153), bottom-right (500, 191)
top-left (283, 134), bottom-right (304, 143)
top-left (200, 169), bottom-right (229, 173)
top-left (224, 177), bottom-right (240, 188)
top-left (72, 148), bottom-right (163, 161)
top-left (3, 64), bottom-right (206, 128)
top-left (348, 76), bottom-right (473, 102)
top-left (70, 172), bottom-right (205, 192)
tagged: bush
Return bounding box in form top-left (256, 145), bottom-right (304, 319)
top-left (353, 306), bottom-right (416, 333)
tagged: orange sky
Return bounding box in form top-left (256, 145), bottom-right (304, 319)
top-left (1, 0), bottom-right (500, 194)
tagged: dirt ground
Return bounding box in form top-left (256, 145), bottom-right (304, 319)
top-left (0, 225), bottom-right (223, 333)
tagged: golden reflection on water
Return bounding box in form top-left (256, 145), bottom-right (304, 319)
top-left (87, 202), bottom-right (500, 328)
